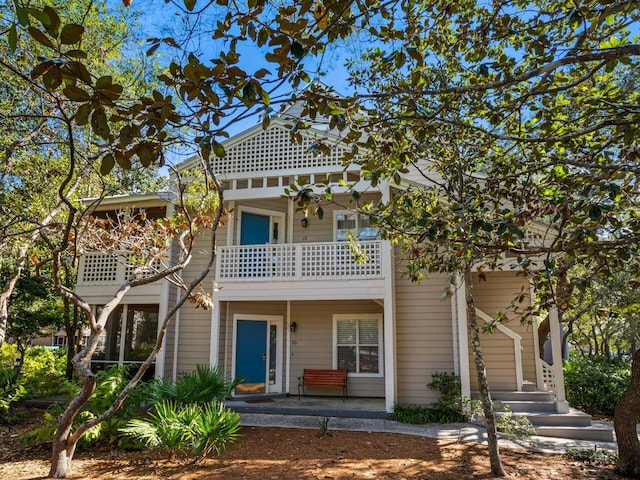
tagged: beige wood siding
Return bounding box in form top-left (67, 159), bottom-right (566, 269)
top-left (395, 273), bottom-right (455, 406)
top-left (172, 228), bottom-right (217, 376)
top-left (288, 300), bottom-right (384, 397)
top-left (292, 192), bottom-right (382, 244)
top-left (469, 271), bottom-right (537, 391)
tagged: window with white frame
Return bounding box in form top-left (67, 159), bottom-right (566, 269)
top-left (334, 211), bottom-right (379, 242)
top-left (334, 314), bottom-right (382, 375)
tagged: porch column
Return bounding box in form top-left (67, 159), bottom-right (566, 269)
top-left (209, 288), bottom-right (221, 368)
top-left (154, 277), bottom-right (171, 379)
top-left (549, 307), bottom-right (569, 413)
top-left (382, 240), bottom-right (396, 412)
top-left (454, 275), bottom-right (471, 399)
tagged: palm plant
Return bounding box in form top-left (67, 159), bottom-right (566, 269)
top-left (147, 365), bottom-right (242, 406)
top-left (120, 400), bottom-right (241, 461)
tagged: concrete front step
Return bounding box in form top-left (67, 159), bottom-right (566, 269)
top-left (488, 390), bottom-right (615, 441)
top-left (491, 391), bottom-right (555, 402)
top-left (535, 423), bottom-right (614, 442)
top-left (496, 400), bottom-right (557, 413)
top-left (495, 408), bottom-right (592, 427)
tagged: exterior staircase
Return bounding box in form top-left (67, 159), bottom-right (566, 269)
top-left (491, 389), bottom-right (614, 442)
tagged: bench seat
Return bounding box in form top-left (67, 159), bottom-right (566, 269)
top-left (298, 368), bottom-right (348, 399)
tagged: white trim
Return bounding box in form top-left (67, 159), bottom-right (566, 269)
top-left (155, 277), bottom-right (170, 379)
top-left (231, 314), bottom-right (284, 393)
top-left (382, 240), bottom-right (396, 412)
top-left (332, 313), bottom-right (384, 377)
top-left (226, 200), bottom-right (235, 247)
top-left (285, 300), bottom-right (291, 394)
top-left (172, 297), bottom-right (180, 382)
top-left (530, 281), bottom-right (544, 390)
top-left (237, 206), bottom-right (286, 245)
top-left (549, 307), bottom-right (569, 413)
top-left (209, 290), bottom-right (221, 369)
top-left (455, 276), bottom-right (471, 399)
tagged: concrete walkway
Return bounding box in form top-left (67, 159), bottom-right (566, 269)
top-left (239, 412), bottom-right (621, 454)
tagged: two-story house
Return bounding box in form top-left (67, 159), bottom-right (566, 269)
top-left (75, 100), bottom-right (613, 441)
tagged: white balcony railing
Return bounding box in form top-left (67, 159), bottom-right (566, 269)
top-left (77, 252), bottom-right (162, 286)
top-left (216, 241), bottom-right (383, 282)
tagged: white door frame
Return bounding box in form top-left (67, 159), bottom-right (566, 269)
top-left (231, 314), bottom-right (284, 393)
top-left (237, 206), bottom-right (286, 244)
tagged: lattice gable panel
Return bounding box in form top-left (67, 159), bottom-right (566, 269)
top-left (210, 125), bottom-right (355, 175)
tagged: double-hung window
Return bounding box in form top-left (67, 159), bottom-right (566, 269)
top-left (334, 211), bottom-right (379, 242)
top-left (333, 314), bottom-right (382, 375)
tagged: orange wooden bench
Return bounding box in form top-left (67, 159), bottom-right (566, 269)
top-left (298, 368), bottom-right (348, 399)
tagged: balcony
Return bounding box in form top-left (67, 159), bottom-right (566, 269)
top-left (217, 241), bottom-right (383, 281)
top-left (76, 252), bottom-right (163, 302)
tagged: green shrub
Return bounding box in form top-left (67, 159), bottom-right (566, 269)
top-left (120, 400), bottom-right (241, 461)
top-left (565, 447), bottom-right (618, 464)
top-left (494, 405), bottom-right (537, 441)
top-left (0, 344), bottom-right (71, 399)
top-left (21, 365), bottom-right (148, 449)
top-left (390, 372), bottom-right (468, 424)
top-left (564, 354), bottom-right (630, 416)
top-left (147, 365), bottom-right (241, 406)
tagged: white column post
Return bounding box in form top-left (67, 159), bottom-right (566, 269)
top-left (382, 240), bottom-right (396, 412)
top-left (549, 307), bottom-right (569, 413)
top-left (530, 281), bottom-right (545, 390)
top-left (155, 277), bottom-right (170, 379)
top-left (455, 275), bottom-right (471, 399)
top-left (209, 290), bottom-right (221, 368)
top-left (285, 300), bottom-right (291, 394)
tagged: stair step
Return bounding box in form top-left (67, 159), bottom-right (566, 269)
top-left (495, 409), bottom-right (593, 427)
top-left (496, 400), bottom-right (557, 413)
top-left (491, 391), bottom-right (555, 402)
top-left (535, 423), bottom-right (614, 442)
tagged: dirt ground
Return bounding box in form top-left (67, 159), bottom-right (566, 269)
top-left (0, 408), bottom-right (625, 479)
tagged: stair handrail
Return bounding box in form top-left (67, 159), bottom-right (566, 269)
top-left (475, 308), bottom-right (524, 391)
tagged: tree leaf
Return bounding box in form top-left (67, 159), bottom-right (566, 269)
top-left (116, 154), bottom-right (132, 170)
top-left (95, 76), bottom-right (113, 90)
top-left (63, 85), bottom-right (92, 102)
top-left (60, 24), bottom-right (85, 45)
top-left (589, 206), bottom-right (603, 222)
top-left (27, 26), bottom-right (55, 49)
top-left (14, 2), bottom-right (28, 27)
top-left (26, 8), bottom-right (51, 26)
top-left (100, 153), bottom-right (115, 175)
top-left (91, 106), bottom-right (110, 140)
top-left (42, 6), bottom-right (60, 37)
top-left (8, 24), bottom-right (18, 52)
top-left (184, 0), bottom-right (197, 11)
top-left (212, 142), bottom-right (226, 158)
top-left (290, 41), bottom-right (305, 59)
top-left (65, 49), bottom-right (88, 59)
top-left (74, 103), bottom-right (92, 125)
top-left (67, 61), bottom-right (92, 85)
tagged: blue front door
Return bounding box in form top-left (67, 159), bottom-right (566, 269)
top-left (241, 212), bottom-right (270, 245)
top-left (236, 320), bottom-right (268, 393)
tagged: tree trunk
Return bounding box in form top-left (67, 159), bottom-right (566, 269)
top-left (0, 294), bottom-right (9, 347)
top-left (614, 347), bottom-right (640, 478)
top-left (0, 272), bottom-right (21, 347)
top-left (49, 353), bottom-right (98, 478)
top-left (464, 267), bottom-right (507, 477)
top-left (537, 316), bottom-right (549, 359)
